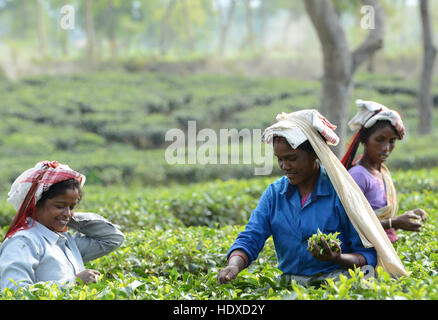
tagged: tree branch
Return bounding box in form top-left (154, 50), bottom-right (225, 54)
top-left (351, 0), bottom-right (385, 74)
top-left (417, 0), bottom-right (437, 134)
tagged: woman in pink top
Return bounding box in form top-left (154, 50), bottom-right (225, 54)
top-left (342, 100), bottom-right (427, 243)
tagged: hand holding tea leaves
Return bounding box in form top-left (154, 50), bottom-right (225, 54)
top-left (217, 265), bottom-right (240, 284)
top-left (217, 249), bottom-right (249, 284)
top-left (307, 229), bottom-right (342, 262)
top-left (391, 208), bottom-right (427, 232)
top-left (76, 269), bottom-right (101, 285)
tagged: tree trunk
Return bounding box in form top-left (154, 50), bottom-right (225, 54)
top-left (417, 0), bottom-right (437, 135)
top-left (366, 52), bottom-right (375, 73)
top-left (108, 0), bottom-right (118, 58)
top-left (217, 0), bottom-right (236, 56)
top-left (159, 0), bottom-right (176, 56)
top-left (304, 0), bottom-right (384, 157)
top-left (36, 0), bottom-right (47, 58)
top-left (244, 0), bottom-right (255, 51)
top-left (60, 0), bottom-right (69, 58)
top-left (182, 0), bottom-right (195, 53)
top-left (258, 0), bottom-right (267, 52)
top-left (61, 31), bottom-right (69, 58)
top-left (85, 0), bottom-right (96, 64)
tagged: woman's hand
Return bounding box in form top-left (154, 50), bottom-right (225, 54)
top-left (217, 250), bottom-right (248, 284)
top-left (308, 237), bottom-right (342, 262)
top-left (76, 269), bottom-right (101, 285)
top-left (393, 208), bottom-right (427, 231)
top-left (307, 238), bottom-right (367, 269)
top-left (217, 265), bottom-right (240, 284)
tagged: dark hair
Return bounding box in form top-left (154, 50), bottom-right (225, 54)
top-left (359, 120), bottom-right (397, 143)
top-left (273, 136), bottom-right (316, 155)
top-left (38, 178), bottom-right (82, 206)
top-left (342, 120), bottom-right (397, 170)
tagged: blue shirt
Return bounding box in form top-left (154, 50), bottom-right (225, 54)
top-left (228, 166), bottom-right (377, 276)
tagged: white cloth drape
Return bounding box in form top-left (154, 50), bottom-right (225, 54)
top-left (262, 110), bottom-right (408, 278)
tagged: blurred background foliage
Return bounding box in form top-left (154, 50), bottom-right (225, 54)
top-left (0, 0), bottom-right (437, 77)
top-left (0, 0), bottom-right (437, 202)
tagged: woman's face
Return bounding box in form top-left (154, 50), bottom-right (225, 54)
top-left (274, 139), bottom-right (318, 185)
top-left (35, 188), bottom-right (80, 232)
top-left (364, 124), bottom-right (398, 164)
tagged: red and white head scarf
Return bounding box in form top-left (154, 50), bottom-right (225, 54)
top-left (348, 99), bottom-right (405, 139)
top-left (342, 99), bottom-right (406, 170)
top-left (4, 161), bottom-right (85, 239)
top-left (262, 109), bottom-right (339, 148)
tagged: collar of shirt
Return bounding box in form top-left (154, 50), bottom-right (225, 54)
top-left (279, 165), bottom-right (332, 204)
top-left (23, 218), bottom-right (83, 278)
top-left (27, 218), bottom-right (67, 245)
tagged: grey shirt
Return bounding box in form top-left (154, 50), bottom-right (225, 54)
top-left (0, 212), bottom-right (125, 290)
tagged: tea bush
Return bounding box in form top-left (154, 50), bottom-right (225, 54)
top-left (1, 167), bottom-right (437, 230)
top-left (1, 71), bottom-right (438, 192)
top-left (1, 71), bottom-right (437, 299)
top-left (0, 167), bottom-right (437, 300)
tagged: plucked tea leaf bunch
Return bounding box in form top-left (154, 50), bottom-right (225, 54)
top-left (307, 229), bottom-right (341, 254)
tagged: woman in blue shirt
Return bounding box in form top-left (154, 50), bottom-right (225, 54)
top-left (217, 111), bottom-right (378, 286)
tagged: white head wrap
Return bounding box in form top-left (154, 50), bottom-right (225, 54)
top-left (348, 99), bottom-right (405, 139)
top-left (262, 109), bottom-right (339, 148)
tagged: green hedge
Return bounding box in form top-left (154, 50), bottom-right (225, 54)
top-left (0, 167), bottom-right (437, 299)
top-left (1, 71), bottom-right (438, 192)
top-left (1, 166), bottom-right (437, 231)
top-left (0, 218), bottom-right (436, 299)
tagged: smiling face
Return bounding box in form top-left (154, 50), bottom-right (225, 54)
top-left (363, 123), bottom-right (398, 165)
top-left (35, 187), bottom-right (80, 232)
top-left (273, 137), bottom-right (319, 185)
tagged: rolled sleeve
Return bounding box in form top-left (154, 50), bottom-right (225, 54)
top-left (68, 212), bottom-right (126, 262)
top-left (359, 249), bottom-right (377, 268)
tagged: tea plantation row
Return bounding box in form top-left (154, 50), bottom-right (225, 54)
top-left (0, 167), bottom-right (437, 299)
top-left (1, 167), bottom-right (437, 230)
top-left (1, 71), bottom-right (438, 191)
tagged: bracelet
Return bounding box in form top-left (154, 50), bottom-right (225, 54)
top-left (352, 253), bottom-right (366, 267)
top-left (389, 218), bottom-right (392, 229)
top-left (228, 253), bottom-right (248, 267)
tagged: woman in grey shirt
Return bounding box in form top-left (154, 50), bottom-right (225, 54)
top-left (0, 161), bottom-right (125, 290)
